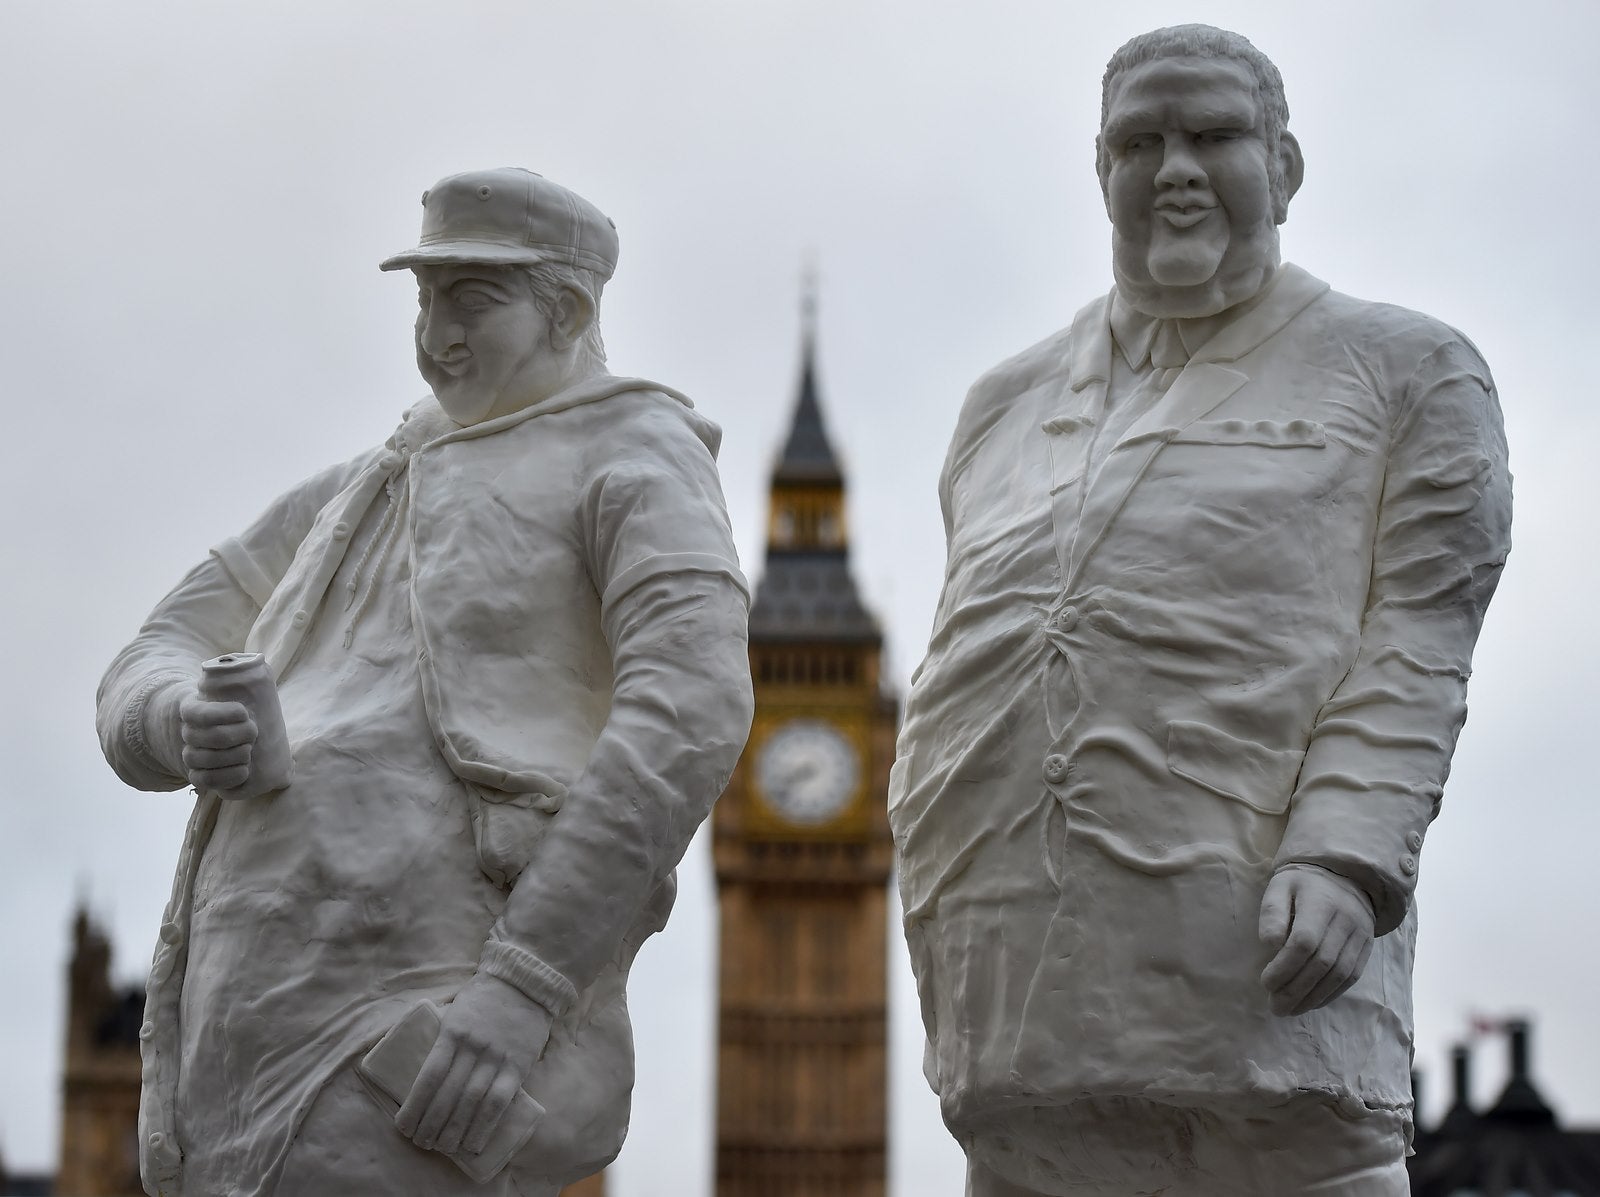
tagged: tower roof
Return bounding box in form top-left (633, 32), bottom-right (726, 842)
top-left (749, 550), bottom-right (880, 643)
top-left (750, 269), bottom-right (880, 645)
top-left (772, 272), bottom-right (843, 485)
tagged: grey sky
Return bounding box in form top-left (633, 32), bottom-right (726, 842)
top-left (3, 1), bottom-right (1596, 1191)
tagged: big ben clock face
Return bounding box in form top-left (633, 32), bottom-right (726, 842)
top-left (756, 719), bottom-right (861, 825)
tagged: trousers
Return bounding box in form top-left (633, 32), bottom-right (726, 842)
top-left (961, 1095), bottom-right (1409, 1197)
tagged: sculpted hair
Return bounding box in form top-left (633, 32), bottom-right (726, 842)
top-left (521, 262), bottom-right (608, 366)
top-left (1097, 24), bottom-right (1292, 211)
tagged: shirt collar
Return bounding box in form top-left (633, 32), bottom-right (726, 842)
top-left (1109, 263), bottom-right (1288, 371)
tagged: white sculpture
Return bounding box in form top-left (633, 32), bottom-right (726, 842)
top-left (96, 167), bottom-right (754, 1196)
top-left (889, 26), bottom-right (1512, 1197)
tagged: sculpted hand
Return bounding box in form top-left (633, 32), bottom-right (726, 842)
top-left (177, 692), bottom-right (259, 793)
top-left (1258, 865), bottom-right (1375, 1017)
top-left (395, 973), bottom-right (553, 1158)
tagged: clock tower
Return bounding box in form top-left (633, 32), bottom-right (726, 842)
top-left (713, 286), bottom-right (897, 1197)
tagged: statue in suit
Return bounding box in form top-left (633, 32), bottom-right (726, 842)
top-left (889, 26), bottom-right (1511, 1197)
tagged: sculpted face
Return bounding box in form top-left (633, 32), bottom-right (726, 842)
top-left (1100, 55), bottom-right (1299, 318)
top-left (413, 264), bottom-right (560, 426)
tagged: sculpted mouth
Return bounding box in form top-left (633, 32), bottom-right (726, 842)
top-left (430, 355), bottom-right (472, 377)
top-left (1155, 202), bottom-right (1215, 229)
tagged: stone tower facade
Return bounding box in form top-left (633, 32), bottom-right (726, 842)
top-left (713, 294), bottom-right (897, 1197)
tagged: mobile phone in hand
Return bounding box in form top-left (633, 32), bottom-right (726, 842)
top-left (357, 1000), bottom-right (545, 1183)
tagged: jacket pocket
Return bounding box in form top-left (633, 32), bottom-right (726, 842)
top-left (465, 782), bottom-right (564, 888)
top-left (1166, 720), bottom-right (1302, 815)
top-left (1170, 418), bottom-right (1325, 449)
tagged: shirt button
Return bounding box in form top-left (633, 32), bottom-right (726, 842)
top-left (1399, 855), bottom-right (1418, 876)
top-left (1053, 606), bottom-right (1080, 632)
top-left (1043, 754), bottom-right (1070, 785)
top-left (291, 610), bottom-right (309, 628)
top-left (1406, 831), bottom-right (1423, 852)
top-left (332, 521), bottom-right (351, 541)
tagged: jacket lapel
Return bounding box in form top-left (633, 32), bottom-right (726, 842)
top-left (1060, 265), bottom-right (1331, 589)
top-left (1048, 299), bottom-right (1111, 584)
top-left (1064, 363), bottom-right (1247, 589)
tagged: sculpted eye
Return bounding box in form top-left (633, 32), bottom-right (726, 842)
top-left (1125, 133), bottom-right (1161, 152)
top-left (1197, 129), bottom-right (1242, 145)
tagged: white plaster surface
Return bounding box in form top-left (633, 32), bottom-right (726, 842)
top-left (890, 25), bottom-right (1511, 1197)
top-left (94, 169), bottom-right (754, 1195)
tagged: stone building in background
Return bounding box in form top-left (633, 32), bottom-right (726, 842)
top-left (56, 907), bottom-right (143, 1196)
top-left (1409, 1019), bottom-right (1600, 1195)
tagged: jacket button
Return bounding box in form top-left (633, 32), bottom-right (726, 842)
top-left (139, 1021), bottom-right (156, 1041)
top-left (1406, 831), bottom-right (1423, 852)
top-left (158, 921), bottom-right (181, 945)
top-left (291, 610), bottom-right (309, 628)
top-left (1043, 754), bottom-right (1070, 785)
top-left (1053, 606), bottom-right (1080, 632)
top-left (1399, 855), bottom-right (1418, 876)
top-left (332, 522), bottom-right (351, 541)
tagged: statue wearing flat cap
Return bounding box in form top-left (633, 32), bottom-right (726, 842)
top-left (97, 167), bottom-right (754, 1196)
top-left (890, 27), bottom-right (1511, 1197)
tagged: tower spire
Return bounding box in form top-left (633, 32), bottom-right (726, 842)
top-left (801, 252), bottom-right (818, 356)
top-left (774, 256), bottom-right (841, 484)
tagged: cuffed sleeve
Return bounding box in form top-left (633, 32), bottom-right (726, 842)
top-left (1276, 336), bottom-right (1512, 934)
top-left (479, 937), bottom-right (580, 1017)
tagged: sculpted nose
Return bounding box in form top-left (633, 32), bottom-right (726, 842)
top-left (1155, 140), bottom-right (1206, 190)
top-left (418, 306), bottom-right (465, 358)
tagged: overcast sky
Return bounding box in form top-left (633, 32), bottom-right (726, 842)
top-left (3, 1), bottom-right (1597, 1191)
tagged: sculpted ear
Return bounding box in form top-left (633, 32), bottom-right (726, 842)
top-left (1275, 130), bottom-right (1305, 224)
top-left (549, 284), bottom-right (596, 351)
top-left (1096, 134), bottom-right (1113, 218)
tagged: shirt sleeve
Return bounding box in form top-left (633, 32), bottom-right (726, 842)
top-left (481, 412), bottom-right (753, 1010)
top-left (95, 451), bottom-right (377, 791)
top-left (1274, 334), bottom-right (1512, 934)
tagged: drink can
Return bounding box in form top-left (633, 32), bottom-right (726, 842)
top-left (198, 652), bottom-right (294, 799)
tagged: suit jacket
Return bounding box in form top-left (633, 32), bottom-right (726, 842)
top-left (889, 265), bottom-right (1511, 1134)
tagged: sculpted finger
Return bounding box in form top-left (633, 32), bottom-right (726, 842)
top-left (1295, 932), bottom-right (1369, 1014)
top-left (179, 698), bottom-right (251, 728)
top-left (189, 764), bottom-right (252, 792)
top-left (182, 717), bottom-right (258, 750)
top-left (1312, 934), bottom-right (1376, 1011)
top-left (462, 1069), bottom-right (522, 1157)
top-left (1258, 874), bottom-right (1294, 950)
top-left (1260, 918), bottom-right (1321, 993)
top-left (1264, 921), bottom-right (1340, 1011)
top-left (395, 1038), bottom-right (461, 1140)
top-left (1276, 927), bottom-right (1356, 1016)
top-left (1351, 930), bottom-right (1374, 980)
top-left (183, 744), bottom-right (253, 772)
top-left (435, 1058), bottom-right (499, 1156)
top-left (413, 1050), bottom-right (478, 1150)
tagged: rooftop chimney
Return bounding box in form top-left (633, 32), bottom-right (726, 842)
top-left (1486, 1017), bottom-right (1556, 1126)
top-left (1436, 1042), bottom-right (1478, 1136)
